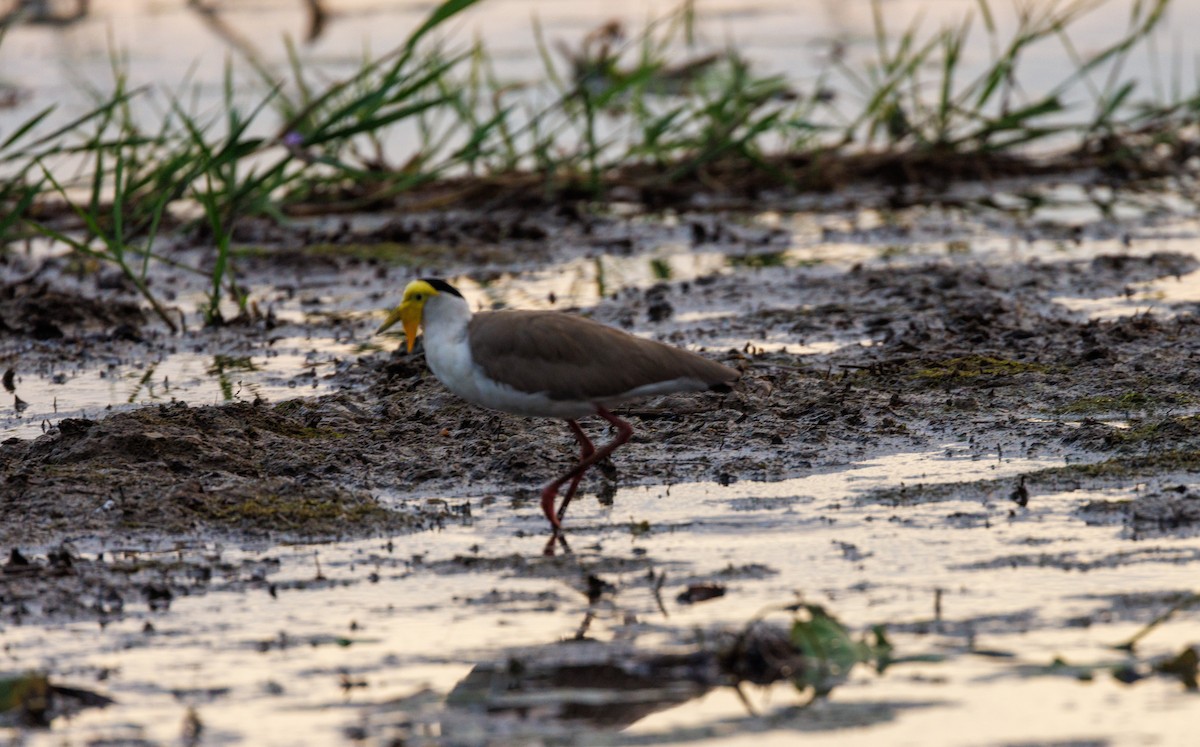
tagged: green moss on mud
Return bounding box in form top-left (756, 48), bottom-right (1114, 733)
top-left (108, 483), bottom-right (416, 537)
top-left (1038, 449), bottom-right (1200, 480)
top-left (203, 493), bottom-right (393, 530)
top-left (1057, 391), bottom-right (1192, 415)
top-left (727, 252), bottom-right (788, 269)
top-left (234, 243), bottom-right (451, 266)
top-left (912, 355), bottom-right (1050, 382)
top-left (1084, 416), bottom-right (1200, 450)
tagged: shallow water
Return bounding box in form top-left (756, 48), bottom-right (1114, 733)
top-left (2, 337), bottom-right (367, 438)
top-left (3, 448), bottom-right (1197, 745)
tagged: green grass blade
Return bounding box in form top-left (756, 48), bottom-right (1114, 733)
top-left (404, 0), bottom-right (484, 53)
top-left (0, 105), bottom-right (56, 153)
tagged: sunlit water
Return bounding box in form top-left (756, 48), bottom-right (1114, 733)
top-left (1, 335), bottom-right (371, 439)
top-left (3, 449), bottom-right (1197, 745)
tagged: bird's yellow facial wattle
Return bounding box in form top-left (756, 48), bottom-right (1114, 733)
top-left (376, 281), bottom-right (439, 352)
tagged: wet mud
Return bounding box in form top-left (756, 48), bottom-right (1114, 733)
top-left (0, 280), bottom-right (146, 341)
top-left (3, 199), bottom-right (1200, 744)
top-left (6, 240), bottom-right (1200, 545)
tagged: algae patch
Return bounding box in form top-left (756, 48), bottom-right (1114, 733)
top-left (203, 493), bottom-right (394, 530)
top-left (1056, 391), bottom-right (1194, 415)
top-left (911, 355), bottom-right (1051, 382)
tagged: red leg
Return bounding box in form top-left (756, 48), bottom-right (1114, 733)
top-left (559, 420), bottom-right (596, 511)
top-left (540, 407), bottom-right (634, 532)
top-left (541, 419), bottom-right (593, 530)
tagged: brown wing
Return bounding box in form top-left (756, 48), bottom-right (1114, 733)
top-left (468, 310), bottom-right (738, 402)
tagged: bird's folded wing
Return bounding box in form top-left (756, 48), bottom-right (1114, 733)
top-left (468, 310), bottom-right (737, 402)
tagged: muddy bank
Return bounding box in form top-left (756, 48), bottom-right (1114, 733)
top-left (4, 247), bottom-right (1200, 548)
top-left (1, 398), bottom-right (451, 542)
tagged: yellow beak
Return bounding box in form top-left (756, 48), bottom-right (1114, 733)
top-left (376, 299), bottom-right (424, 353)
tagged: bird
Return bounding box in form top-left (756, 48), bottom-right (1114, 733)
top-left (377, 278), bottom-right (740, 533)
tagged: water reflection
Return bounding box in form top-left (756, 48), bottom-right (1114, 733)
top-left (0, 340), bottom-right (359, 440)
top-left (444, 639), bottom-right (716, 734)
top-left (368, 598), bottom-right (895, 744)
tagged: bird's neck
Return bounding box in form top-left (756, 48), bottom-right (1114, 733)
top-left (421, 296), bottom-right (475, 391)
top-left (422, 295), bottom-right (472, 347)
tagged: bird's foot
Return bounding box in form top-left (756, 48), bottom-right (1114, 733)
top-left (542, 532), bottom-right (572, 557)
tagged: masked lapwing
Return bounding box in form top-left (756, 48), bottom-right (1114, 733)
top-left (377, 278), bottom-right (740, 532)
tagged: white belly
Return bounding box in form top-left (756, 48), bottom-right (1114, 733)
top-left (424, 330), bottom-right (594, 419)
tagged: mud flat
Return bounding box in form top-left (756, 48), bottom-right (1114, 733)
top-left (2, 197), bottom-right (1200, 745)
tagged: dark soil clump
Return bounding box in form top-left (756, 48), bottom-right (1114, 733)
top-left (0, 280), bottom-right (145, 340)
top-left (0, 398), bottom-right (453, 542)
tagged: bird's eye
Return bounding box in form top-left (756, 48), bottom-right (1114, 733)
top-left (414, 293), bottom-right (423, 300)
